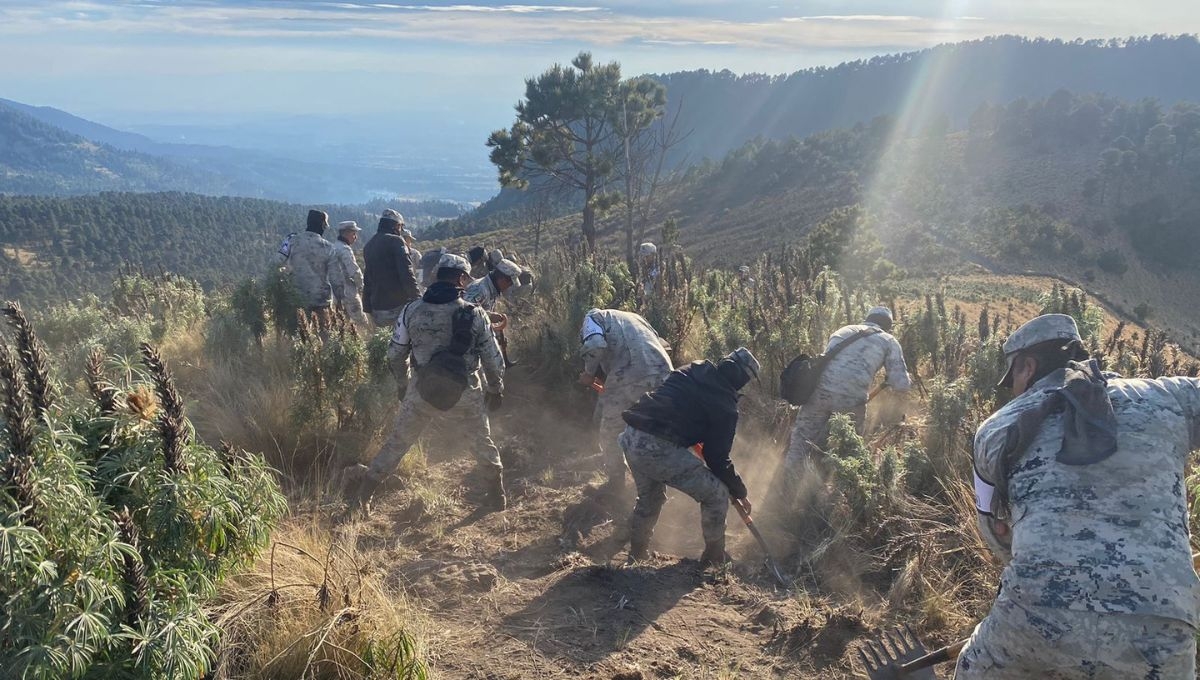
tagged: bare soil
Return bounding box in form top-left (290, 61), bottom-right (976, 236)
top-left (335, 373), bottom-right (948, 679)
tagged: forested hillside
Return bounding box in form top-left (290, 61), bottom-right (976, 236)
top-left (0, 192), bottom-right (464, 302)
top-left (656, 35), bottom-right (1200, 164)
top-left (441, 90), bottom-right (1200, 348)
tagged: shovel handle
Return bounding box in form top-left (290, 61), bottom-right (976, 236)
top-left (899, 638), bottom-right (967, 675)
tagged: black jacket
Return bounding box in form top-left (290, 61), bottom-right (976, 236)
top-left (622, 360), bottom-right (747, 499)
top-left (362, 231), bottom-right (419, 313)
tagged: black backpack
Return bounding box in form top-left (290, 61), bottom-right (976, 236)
top-left (415, 302), bottom-right (478, 411)
top-left (780, 328), bottom-right (881, 406)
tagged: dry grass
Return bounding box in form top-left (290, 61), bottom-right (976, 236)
top-left (209, 519), bottom-right (430, 680)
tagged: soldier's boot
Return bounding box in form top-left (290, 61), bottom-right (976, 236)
top-left (699, 537), bottom-right (729, 567)
top-left (343, 464), bottom-right (382, 519)
top-left (485, 468), bottom-right (507, 512)
top-left (627, 532), bottom-right (651, 563)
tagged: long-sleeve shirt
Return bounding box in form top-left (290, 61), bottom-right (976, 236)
top-left (817, 322), bottom-right (911, 406)
top-left (973, 368), bottom-right (1200, 627)
top-left (622, 360), bottom-right (747, 499)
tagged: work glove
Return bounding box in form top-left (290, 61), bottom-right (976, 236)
top-left (485, 391), bottom-right (504, 413)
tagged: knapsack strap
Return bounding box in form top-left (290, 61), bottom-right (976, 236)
top-left (824, 327), bottom-right (882, 363)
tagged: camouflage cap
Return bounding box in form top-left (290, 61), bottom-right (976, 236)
top-left (337, 220), bottom-right (360, 232)
top-left (437, 253), bottom-right (470, 274)
top-left (380, 208), bottom-right (405, 225)
top-left (638, 242), bottom-right (657, 257)
top-left (494, 258), bottom-right (523, 284)
top-left (399, 225), bottom-right (415, 241)
top-left (726, 346), bottom-right (761, 381)
top-left (998, 313), bottom-right (1082, 387)
top-left (867, 305), bottom-right (893, 322)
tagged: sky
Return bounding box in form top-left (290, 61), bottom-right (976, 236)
top-left (1, 0), bottom-right (1198, 128)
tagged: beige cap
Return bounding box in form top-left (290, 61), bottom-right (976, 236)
top-left (337, 220), bottom-right (360, 232)
top-left (494, 258), bottom-right (523, 283)
top-left (999, 314), bottom-right (1082, 387)
top-left (437, 253), bottom-right (470, 274)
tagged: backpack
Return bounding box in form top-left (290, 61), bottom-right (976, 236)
top-left (780, 328), bottom-right (881, 406)
top-left (415, 302), bottom-right (478, 411)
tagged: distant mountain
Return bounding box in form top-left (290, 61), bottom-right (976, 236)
top-left (0, 97), bottom-right (164, 154)
top-left (0, 99), bottom-right (491, 203)
top-left (0, 101), bottom-right (238, 196)
top-left (656, 35), bottom-right (1200, 165)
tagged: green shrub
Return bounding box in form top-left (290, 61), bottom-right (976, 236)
top-left (0, 304), bottom-right (285, 678)
top-left (826, 414), bottom-right (881, 521)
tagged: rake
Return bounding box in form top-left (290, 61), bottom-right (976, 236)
top-left (857, 625), bottom-right (965, 680)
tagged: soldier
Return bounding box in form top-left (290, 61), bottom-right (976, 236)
top-left (468, 245), bottom-right (490, 279)
top-left (467, 258), bottom-right (524, 368)
top-left (577, 308), bottom-right (673, 491)
top-left (363, 208), bottom-right (420, 329)
top-left (331, 220), bottom-right (369, 327)
top-left (784, 306), bottom-right (910, 467)
top-left (619, 348), bottom-right (760, 564)
top-left (346, 254), bottom-right (507, 514)
top-left (465, 258), bottom-right (523, 314)
top-left (279, 209), bottom-right (336, 315)
top-left (960, 313), bottom-right (1200, 678)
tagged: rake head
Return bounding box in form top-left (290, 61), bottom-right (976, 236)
top-left (857, 625), bottom-right (936, 680)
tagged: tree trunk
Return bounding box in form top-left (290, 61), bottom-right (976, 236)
top-left (582, 197), bottom-right (597, 255)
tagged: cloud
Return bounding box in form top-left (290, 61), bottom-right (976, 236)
top-left (783, 15), bottom-right (922, 22)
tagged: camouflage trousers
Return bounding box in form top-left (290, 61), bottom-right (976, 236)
top-left (596, 377), bottom-right (665, 481)
top-left (338, 291), bottom-right (370, 327)
top-left (366, 384), bottom-right (502, 483)
top-left (619, 426), bottom-right (729, 547)
top-left (371, 306), bottom-right (402, 330)
top-left (955, 597), bottom-right (1196, 679)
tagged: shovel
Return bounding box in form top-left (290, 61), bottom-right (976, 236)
top-left (857, 625), bottom-right (963, 680)
top-left (732, 497), bottom-right (790, 589)
top-left (689, 444), bottom-right (790, 589)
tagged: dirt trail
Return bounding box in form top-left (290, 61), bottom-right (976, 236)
top-left (338, 374), bottom-right (922, 679)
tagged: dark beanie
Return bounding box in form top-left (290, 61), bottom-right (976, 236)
top-left (307, 209), bottom-right (328, 234)
top-left (468, 246), bottom-right (486, 264)
top-left (717, 358), bottom-right (751, 391)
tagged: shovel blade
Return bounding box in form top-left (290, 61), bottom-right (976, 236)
top-left (857, 625), bottom-right (936, 680)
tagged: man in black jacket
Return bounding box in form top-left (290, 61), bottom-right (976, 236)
top-left (619, 347), bottom-right (760, 565)
top-left (363, 208), bottom-right (420, 328)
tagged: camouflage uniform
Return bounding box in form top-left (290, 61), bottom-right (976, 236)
top-left (464, 274), bottom-right (501, 311)
top-left (331, 239), bottom-right (368, 325)
top-left (580, 309), bottom-right (673, 481)
top-left (364, 290), bottom-right (506, 486)
top-left (784, 322), bottom-right (910, 466)
top-left (283, 231), bottom-right (335, 309)
top-left (961, 370), bottom-right (1200, 679)
top-left (619, 426), bottom-right (729, 547)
